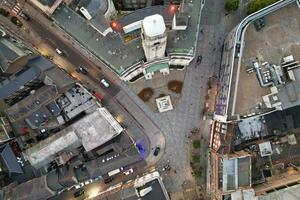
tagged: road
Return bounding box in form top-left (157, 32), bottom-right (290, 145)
top-left (28, 18), bottom-right (120, 96)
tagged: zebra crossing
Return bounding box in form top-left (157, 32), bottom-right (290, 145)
top-left (11, 2), bottom-right (22, 15)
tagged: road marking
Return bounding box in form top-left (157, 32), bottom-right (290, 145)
top-left (11, 3), bottom-right (22, 15)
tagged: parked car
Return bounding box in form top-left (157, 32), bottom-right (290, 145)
top-left (84, 179), bottom-right (93, 185)
top-left (74, 182), bottom-right (84, 189)
top-left (19, 12), bottom-right (30, 21)
top-left (123, 168), bottom-right (134, 175)
top-left (100, 79), bottom-right (110, 87)
top-left (73, 189), bottom-right (85, 198)
top-left (55, 48), bottom-right (63, 55)
top-left (49, 127), bottom-right (61, 134)
top-left (104, 177), bottom-right (113, 184)
top-left (76, 66), bottom-right (88, 75)
top-left (196, 55), bottom-right (202, 64)
top-left (153, 146), bottom-right (161, 156)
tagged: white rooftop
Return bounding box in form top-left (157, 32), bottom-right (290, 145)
top-left (24, 108), bottom-right (123, 168)
top-left (73, 107), bottom-right (123, 152)
top-left (143, 14), bottom-right (166, 37)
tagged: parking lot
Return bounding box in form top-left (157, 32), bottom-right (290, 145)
top-left (236, 3), bottom-right (300, 115)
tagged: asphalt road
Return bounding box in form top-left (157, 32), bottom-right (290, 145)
top-left (27, 18), bottom-right (120, 96)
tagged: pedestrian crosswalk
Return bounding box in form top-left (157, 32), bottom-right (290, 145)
top-left (11, 2), bottom-right (22, 15)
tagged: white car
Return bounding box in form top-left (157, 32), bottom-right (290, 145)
top-left (84, 179), bottom-right (93, 185)
top-left (55, 48), bottom-right (62, 55)
top-left (74, 182), bottom-right (84, 189)
top-left (101, 79), bottom-right (110, 87)
top-left (123, 168), bottom-right (134, 175)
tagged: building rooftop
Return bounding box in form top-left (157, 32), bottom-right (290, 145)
top-left (24, 107), bottom-right (123, 169)
top-left (0, 144), bottom-right (23, 175)
top-left (0, 28), bottom-right (33, 72)
top-left (3, 175), bottom-right (55, 200)
top-left (52, 0), bottom-right (202, 75)
top-left (222, 154), bottom-right (251, 192)
top-left (101, 171), bottom-right (169, 200)
top-left (85, 132), bottom-right (140, 178)
top-left (0, 56), bottom-right (55, 99)
top-left (72, 107), bottom-right (123, 152)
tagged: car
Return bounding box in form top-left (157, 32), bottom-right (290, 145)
top-left (104, 177), bottom-right (113, 184)
top-left (74, 182), bottom-right (84, 189)
top-left (196, 55), bottom-right (202, 64)
top-left (55, 48), bottom-right (63, 55)
top-left (123, 168), bottom-right (134, 175)
top-left (76, 66), bottom-right (88, 75)
top-left (73, 189), bottom-right (85, 198)
top-left (36, 131), bottom-right (49, 141)
top-left (19, 12), bottom-right (30, 21)
top-left (93, 91), bottom-right (104, 101)
top-left (49, 127), bottom-right (60, 134)
top-left (100, 79), bottom-right (110, 87)
top-left (153, 146), bottom-right (160, 156)
top-left (84, 179), bottom-right (93, 185)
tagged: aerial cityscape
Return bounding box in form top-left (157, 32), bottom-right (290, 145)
top-left (0, 0), bottom-right (299, 199)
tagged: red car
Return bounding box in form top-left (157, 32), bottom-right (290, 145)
top-left (93, 91), bottom-right (104, 101)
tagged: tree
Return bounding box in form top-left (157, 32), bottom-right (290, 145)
top-left (193, 140), bottom-right (201, 149)
top-left (247, 0), bottom-right (278, 14)
top-left (225, 0), bottom-right (239, 12)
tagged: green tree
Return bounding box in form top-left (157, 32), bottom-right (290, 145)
top-left (193, 140), bottom-right (201, 149)
top-left (247, 0), bottom-right (278, 14)
top-left (225, 0), bottom-right (239, 12)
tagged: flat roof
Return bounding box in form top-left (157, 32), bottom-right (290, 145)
top-left (24, 107), bottom-right (123, 169)
top-left (137, 179), bottom-right (167, 200)
top-left (72, 107), bottom-right (123, 152)
top-left (52, 0), bottom-right (202, 75)
top-left (258, 182), bottom-right (300, 200)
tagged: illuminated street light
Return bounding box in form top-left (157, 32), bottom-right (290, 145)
top-left (168, 4), bottom-right (177, 15)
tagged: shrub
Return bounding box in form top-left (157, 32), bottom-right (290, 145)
top-left (193, 140), bottom-right (201, 149)
top-left (168, 80), bottom-right (183, 94)
top-left (247, 0), bottom-right (278, 14)
top-left (225, 0), bottom-right (239, 12)
top-left (192, 155), bottom-right (200, 163)
top-left (0, 8), bottom-right (9, 17)
top-left (192, 170), bottom-right (202, 179)
top-left (138, 88), bottom-right (153, 102)
top-left (10, 16), bottom-right (23, 28)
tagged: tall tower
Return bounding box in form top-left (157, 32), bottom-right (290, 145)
top-left (141, 14), bottom-right (167, 62)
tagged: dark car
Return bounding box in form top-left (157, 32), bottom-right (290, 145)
top-left (76, 66), bottom-right (88, 75)
top-left (196, 55), bottom-right (202, 65)
top-left (36, 129), bottom-right (49, 141)
top-left (19, 12), bottom-right (30, 21)
top-left (104, 177), bottom-right (113, 184)
top-left (49, 127), bottom-right (61, 133)
top-left (73, 189), bottom-right (85, 198)
top-left (153, 146), bottom-right (160, 156)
